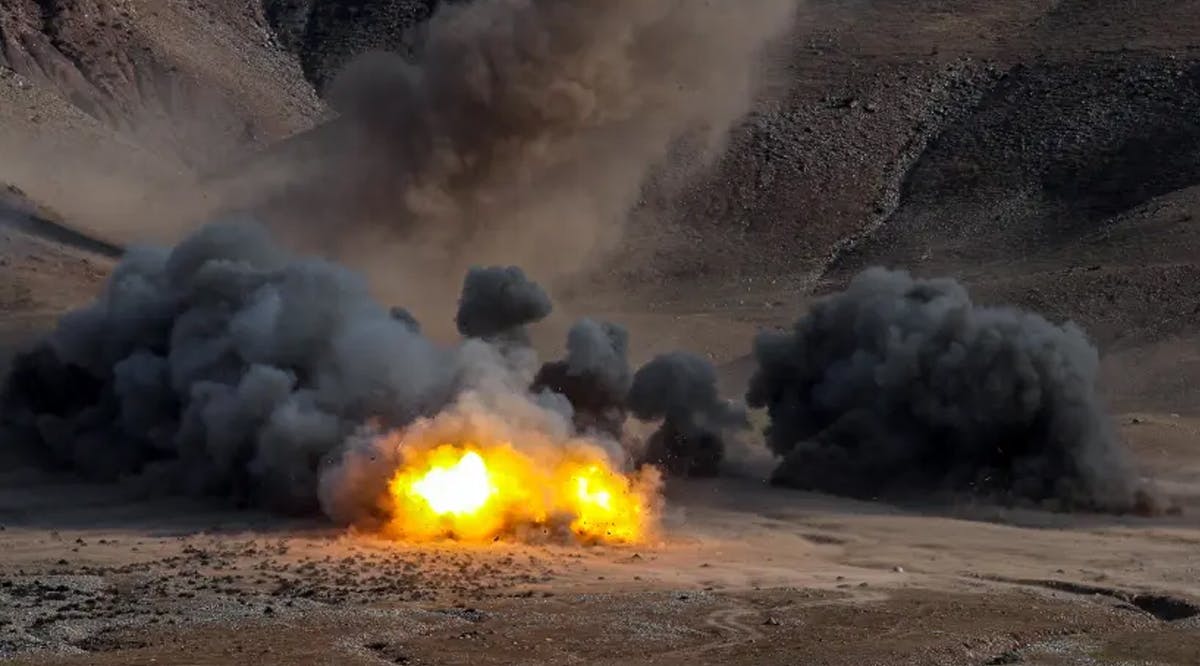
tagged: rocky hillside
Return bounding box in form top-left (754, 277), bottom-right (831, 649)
top-left (0, 0), bottom-right (323, 168)
top-left (618, 0), bottom-right (1200, 353)
top-left (262, 0), bottom-right (441, 93)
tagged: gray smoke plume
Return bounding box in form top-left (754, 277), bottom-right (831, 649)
top-left (278, 0), bottom-right (797, 286)
top-left (747, 268), bottom-right (1153, 513)
top-left (0, 219), bottom-right (688, 524)
top-left (531, 319), bottom-right (631, 438)
top-left (455, 266), bottom-right (552, 343)
top-left (0, 219), bottom-right (510, 514)
top-left (628, 352), bottom-right (748, 477)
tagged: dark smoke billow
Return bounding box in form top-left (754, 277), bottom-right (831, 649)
top-left (281, 0), bottom-right (796, 286)
top-left (0, 220), bottom-right (735, 519)
top-left (0, 220), bottom-right (729, 520)
top-left (532, 319), bottom-right (632, 439)
top-left (455, 266), bottom-right (552, 343)
top-left (628, 352), bottom-right (748, 477)
top-left (747, 268), bottom-right (1152, 512)
top-left (1, 220), bottom-right (454, 513)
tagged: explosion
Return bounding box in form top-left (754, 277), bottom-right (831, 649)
top-left (408, 450), bottom-right (494, 517)
top-left (382, 434), bottom-right (658, 545)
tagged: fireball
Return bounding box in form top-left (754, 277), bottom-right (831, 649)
top-left (410, 451), bottom-right (496, 515)
top-left (383, 437), bottom-right (658, 545)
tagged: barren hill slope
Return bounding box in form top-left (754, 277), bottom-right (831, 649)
top-left (0, 0), bottom-right (326, 243)
top-left (262, 0), bottom-right (439, 91)
top-left (0, 0), bottom-right (323, 164)
top-left (654, 0), bottom-right (1200, 284)
top-left (619, 0), bottom-right (1200, 410)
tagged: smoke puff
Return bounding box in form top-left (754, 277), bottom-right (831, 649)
top-left (566, 319), bottom-right (631, 393)
top-left (455, 265), bottom-right (552, 342)
top-left (747, 267), bottom-right (1145, 512)
top-left (628, 352), bottom-right (748, 477)
top-left (532, 319), bottom-right (632, 439)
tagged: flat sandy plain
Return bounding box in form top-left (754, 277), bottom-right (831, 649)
top-left (0, 431), bottom-right (1198, 665)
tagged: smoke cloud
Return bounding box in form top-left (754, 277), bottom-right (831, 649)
top-left (747, 268), bottom-right (1152, 512)
top-left (628, 352), bottom-right (748, 477)
top-left (276, 0), bottom-right (797, 286)
top-left (0, 219), bottom-right (646, 520)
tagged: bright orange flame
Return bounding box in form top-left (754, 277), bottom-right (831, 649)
top-left (384, 441), bottom-right (657, 544)
top-left (411, 451), bottom-right (496, 515)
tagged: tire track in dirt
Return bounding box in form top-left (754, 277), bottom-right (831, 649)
top-left (651, 604), bottom-right (763, 662)
top-left (653, 587), bottom-right (895, 663)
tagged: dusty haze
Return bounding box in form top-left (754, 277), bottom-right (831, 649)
top-left (261, 0), bottom-right (797, 306)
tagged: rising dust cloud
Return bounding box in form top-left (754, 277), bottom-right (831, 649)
top-left (274, 0), bottom-right (798, 290)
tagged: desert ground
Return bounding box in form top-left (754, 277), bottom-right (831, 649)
top-left (3, 1), bottom-right (1200, 664)
top-left (0, 421), bottom-right (1198, 664)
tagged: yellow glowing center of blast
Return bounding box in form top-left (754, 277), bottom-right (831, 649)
top-left (384, 441), bottom-right (656, 544)
top-left (411, 451), bottom-right (496, 515)
top-left (575, 471), bottom-right (613, 510)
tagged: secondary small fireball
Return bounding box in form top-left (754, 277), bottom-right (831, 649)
top-left (385, 440), bottom-right (658, 545)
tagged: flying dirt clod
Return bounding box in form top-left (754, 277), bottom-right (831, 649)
top-left (747, 267), bottom-right (1155, 512)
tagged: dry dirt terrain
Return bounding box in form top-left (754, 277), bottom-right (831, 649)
top-left (3, 0), bottom-right (1200, 664)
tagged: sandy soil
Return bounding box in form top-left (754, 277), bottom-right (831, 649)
top-left (1, 442), bottom-right (1198, 665)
